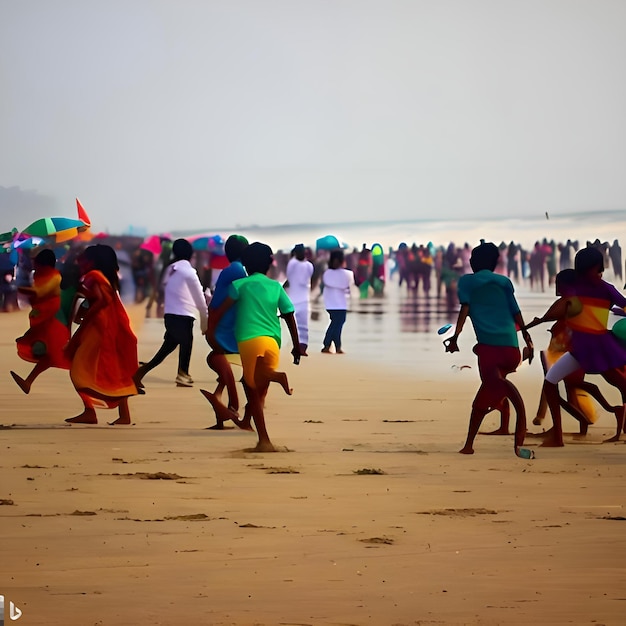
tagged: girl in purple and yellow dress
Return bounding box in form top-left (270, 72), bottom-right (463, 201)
top-left (540, 247), bottom-right (626, 446)
top-left (11, 249), bottom-right (71, 394)
top-left (64, 244), bottom-right (140, 425)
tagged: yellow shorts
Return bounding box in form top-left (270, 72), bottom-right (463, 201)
top-left (238, 336), bottom-right (280, 389)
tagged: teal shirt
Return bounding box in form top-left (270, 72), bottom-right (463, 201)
top-left (457, 270), bottom-right (520, 347)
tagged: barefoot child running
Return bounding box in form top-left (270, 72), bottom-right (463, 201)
top-left (444, 241), bottom-right (534, 457)
top-left (201, 235), bottom-right (249, 429)
top-left (526, 269), bottom-right (620, 436)
top-left (537, 247), bottom-right (626, 446)
top-left (206, 242), bottom-right (301, 451)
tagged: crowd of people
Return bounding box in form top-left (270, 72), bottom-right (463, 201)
top-left (6, 233), bottom-right (626, 455)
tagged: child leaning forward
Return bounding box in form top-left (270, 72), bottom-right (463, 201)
top-left (444, 241), bottom-right (534, 457)
top-left (206, 242), bottom-right (301, 451)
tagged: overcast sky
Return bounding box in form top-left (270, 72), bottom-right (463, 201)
top-left (1, 0), bottom-right (625, 234)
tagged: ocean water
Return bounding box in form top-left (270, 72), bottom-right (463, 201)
top-left (211, 209), bottom-right (626, 253)
top-left (258, 208), bottom-right (626, 374)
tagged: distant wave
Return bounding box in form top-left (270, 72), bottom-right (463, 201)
top-left (177, 209), bottom-right (626, 252)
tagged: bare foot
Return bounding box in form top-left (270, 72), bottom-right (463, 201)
top-left (526, 427), bottom-right (554, 438)
top-left (232, 408), bottom-right (254, 431)
top-left (336, 349), bottom-right (345, 354)
top-left (272, 372), bottom-right (293, 396)
top-left (459, 446), bottom-right (474, 455)
top-left (539, 435), bottom-right (564, 447)
top-left (65, 410), bottom-right (98, 424)
top-left (603, 434), bottom-right (622, 443)
top-left (108, 416), bottom-right (132, 425)
top-left (133, 365), bottom-right (147, 389)
top-left (10, 371), bottom-right (30, 394)
top-left (321, 347), bottom-right (331, 354)
top-left (482, 427), bottom-right (510, 436)
top-left (253, 440), bottom-right (276, 452)
top-left (532, 415), bottom-right (544, 426)
top-left (200, 389), bottom-right (238, 427)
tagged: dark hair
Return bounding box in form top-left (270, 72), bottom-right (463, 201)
top-left (555, 268), bottom-right (577, 296)
top-left (224, 235), bottom-right (249, 263)
top-left (172, 238), bottom-right (193, 261)
top-left (329, 249), bottom-right (345, 269)
top-left (575, 246), bottom-right (604, 275)
top-left (34, 249), bottom-right (56, 268)
top-left (241, 242), bottom-right (273, 275)
top-left (470, 241), bottom-right (499, 272)
top-left (292, 243), bottom-right (305, 260)
top-left (82, 244), bottom-right (120, 291)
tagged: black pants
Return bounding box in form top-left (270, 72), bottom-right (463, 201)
top-left (145, 314), bottom-right (195, 375)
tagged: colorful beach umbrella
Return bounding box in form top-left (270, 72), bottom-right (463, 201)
top-left (140, 235), bottom-right (164, 256)
top-left (0, 228), bottom-right (18, 244)
top-left (21, 216), bottom-right (89, 244)
top-left (315, 235), bottom-right (349, 251)
top-left (189, 234), bottom-right (225, 253)
top-left (13, 236), bottom-right (45, 250)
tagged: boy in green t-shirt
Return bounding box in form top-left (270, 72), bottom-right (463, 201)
top-left (444, 241), bottom-right (534, 457)
top-left (207, 242), bottom-right (301, 451)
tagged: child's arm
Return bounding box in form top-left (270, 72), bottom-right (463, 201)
top-left (515, 312), bottom-right (534, 364)
top-left (443, 304), bottom-right (469, 353)
top-left (206, 296), bottom-right (234, 350)
top-left (281, 311), bottom-right (301, 365)
top-left (526, 297), bottom-right (570, 330)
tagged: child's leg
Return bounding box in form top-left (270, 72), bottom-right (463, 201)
top-left (577, 380), bottom-right (618, 414)
top-left (502, 379), bottom-right (528, 456)
top-left (332, 310), bottom-right (347, 352)
top-left (250, 356), bottom-right (274, 451)
top-left (465, 345), bottom-right (521, 453)
top-left (270, 371), bottom-right (292, 395)
top-left (482, 398), bottom-right (510, 435)
top-left (177, 319), bottom-right (194, 377)
top-left (207, 351), bottom-right (239, 411)
top-left (534, 391), bottom-right (548, 426)
top-left (541, 353), bottom-right (582, 446)
top-left (199, 388), bottom-right (240, 429)
top-left (238, 338), bottom-right (282, 448)
top-left (533, 351), bottom-right (550, 425)
top-left (460, 401), bottom-right (490, 454)
top-left (65, 392), bottom-right (98, 424)
top-left (322, 311), bottom-right (334, 351)
top-left (109, 398), bottom-right (131, 425)
top-left (599, 369), bottom-right (626, 441)
top-left (11, 358), bottom-right (51, 394)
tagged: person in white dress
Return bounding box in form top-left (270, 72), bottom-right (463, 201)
top-left (285, 244), bottom-right (314, 356)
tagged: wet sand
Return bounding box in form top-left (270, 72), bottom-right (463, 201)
top-left (1, 283), bottom-right (626, 625)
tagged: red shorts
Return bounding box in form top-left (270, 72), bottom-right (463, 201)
top-left (472, 344), bottom-right (521, 411)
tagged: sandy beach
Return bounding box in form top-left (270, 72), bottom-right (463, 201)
top-left (2, 283), bottom-right (626, 626)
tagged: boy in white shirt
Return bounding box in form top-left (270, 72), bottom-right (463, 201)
top-left (134, 239), bottom-right (208, 388)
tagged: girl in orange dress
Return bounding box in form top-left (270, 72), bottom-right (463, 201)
top-left (65, 245), bottom-right (140, 425)
top-left (11, 249), bottom-right (71, 394)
